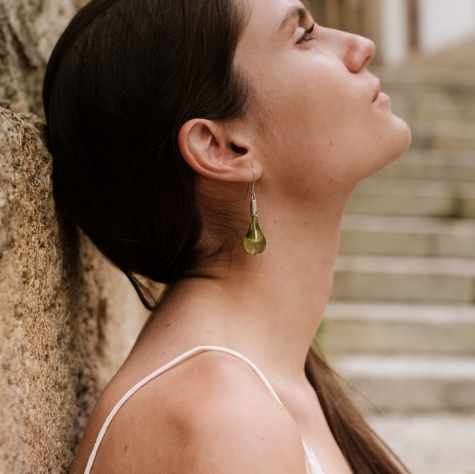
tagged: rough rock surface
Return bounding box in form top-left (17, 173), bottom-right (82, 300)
top-left (0, 0), bottom-right (88, 115)
top-left (0, 108), bottom-right (148, 473)
top-left (0, 1), bottom-right (148, 471)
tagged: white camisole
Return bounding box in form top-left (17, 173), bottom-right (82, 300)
top-left (84, 346), bottom-right (325, 474)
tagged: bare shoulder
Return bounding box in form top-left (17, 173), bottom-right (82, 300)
top-left (71, 350), bottom-right (308, 474)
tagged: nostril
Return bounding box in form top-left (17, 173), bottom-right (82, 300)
top-left (360, 36), bottom-right (376, 68)
top-left (346, 34), bottom-right (376, 73)
top-left (365, 39), bottom-right (376, 65)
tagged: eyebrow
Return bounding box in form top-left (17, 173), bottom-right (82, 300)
top-left (278, 5), bottom-right (309, 32)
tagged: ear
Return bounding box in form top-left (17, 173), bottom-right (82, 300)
top-left (177, 119), bottom-right (261, 183)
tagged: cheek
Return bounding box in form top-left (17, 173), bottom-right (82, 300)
top-left (253, 58), bottom-right (411, 197)
top-left (255, 65), bottom-right (357, 186)
top-left (313, 110), bottom-right (411, 196)
top-left (258, 57), bottom-right (357, 151)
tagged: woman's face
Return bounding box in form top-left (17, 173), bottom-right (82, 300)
top-left (234, 0), bottom-right (411, 202)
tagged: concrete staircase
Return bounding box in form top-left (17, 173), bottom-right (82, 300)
top-left (322, 67), bottom-right (475, 474)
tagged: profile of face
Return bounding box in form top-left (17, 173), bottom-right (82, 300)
top-left (44, 0), bottom-right (413, 287)
top-left (229, 0), bottom-right (411, 207)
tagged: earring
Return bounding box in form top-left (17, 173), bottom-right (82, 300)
top-left (243, 168), bottom-right (266, 255)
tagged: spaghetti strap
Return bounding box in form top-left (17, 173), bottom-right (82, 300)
top-left (83, 345), bottom-right (324, 474)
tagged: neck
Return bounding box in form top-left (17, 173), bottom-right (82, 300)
top-left (152, 191), bottom-right (349, 387)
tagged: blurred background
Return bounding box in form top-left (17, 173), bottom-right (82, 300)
top-left (308, 1), bottom-right (475, 474)
top-left (0, 0), bottom-right (474, 473)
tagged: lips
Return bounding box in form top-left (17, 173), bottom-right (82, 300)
top-left (372, 79), bottom-right (381, 103)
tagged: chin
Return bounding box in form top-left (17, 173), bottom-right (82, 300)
top-left (388, 115), bottom-right (412, 161)
top-left (360, 117), bottom-right (412, 181)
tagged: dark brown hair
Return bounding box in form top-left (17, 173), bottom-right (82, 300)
top-left (43, 1), bottom-right (408, 472)
top-left (43, 0), bottom-right (250, 306)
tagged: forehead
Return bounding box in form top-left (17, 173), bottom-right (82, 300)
top-left (239, 0), bottom-right (309, 38)
top-left (233, 0), bottom-right (311, 84)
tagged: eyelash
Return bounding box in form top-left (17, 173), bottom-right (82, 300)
top-left (297, 23), bottom-right (316, 44)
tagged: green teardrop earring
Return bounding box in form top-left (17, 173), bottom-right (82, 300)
top-left (243, 168), bottom-right (266, 255)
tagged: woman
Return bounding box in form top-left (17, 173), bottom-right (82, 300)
top-left (43, 0), bottom-right (412, 472)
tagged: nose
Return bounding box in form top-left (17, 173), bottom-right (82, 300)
top-left (341, 33), bottom-right (375, 73)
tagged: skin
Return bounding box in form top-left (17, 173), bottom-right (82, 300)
top-left (71, 0), bottom-right (411, 472)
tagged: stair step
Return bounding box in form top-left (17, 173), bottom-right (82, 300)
top-left (389, 90), bottom-right (475, 121)
top-left (408, 119), bottom-right (475, 150)
top-left (368, 413), bottom-right (475, 474)
top-left (392, 102), bottom-right (475, 121)
top-left (376, 149), bottom-right (475, 181)
top-left (388, 89), bottom-right (475, 119)
top-left (347, 178), bottom-right (475, 217)
top-left (340, 215), bottom-right (475, 258)
top-left (389, 102), bottom-right (475, 122)
top-left (373, 65), bottom-right (475, 90)
top-left (381, 69), bottom-right (475, 126)
top-left (335, 355), bottom-right (475, 413)
top-left (332, 255), bottom-right (475, 304)
top-left (322, 302), bottom-right (475, 355)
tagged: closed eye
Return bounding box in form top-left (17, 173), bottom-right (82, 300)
top-left (297, 23), bottom-right (316, 44)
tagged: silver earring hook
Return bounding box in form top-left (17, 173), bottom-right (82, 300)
top-left (251, 168), bottom-right (256, 197)
top-left (243, 166), bottom-right (266, 255)
top-left (245, 167), bottom-right (257, 200)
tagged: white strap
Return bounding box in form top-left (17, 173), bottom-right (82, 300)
top-left (303, 443), bottom-right (326, 474)
top-left (84, 345), bottom-right (283, 473)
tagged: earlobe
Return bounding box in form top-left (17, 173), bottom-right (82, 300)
top-left (177, 119), bottom-right (259, 183)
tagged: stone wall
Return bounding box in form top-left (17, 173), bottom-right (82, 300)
top-left (0, 0), bottom-right (88, 115)
top-left (0, 1), bottom-right (148, 472)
